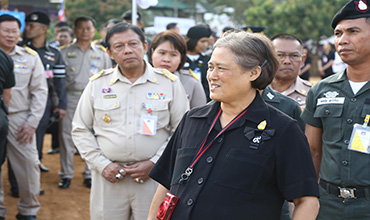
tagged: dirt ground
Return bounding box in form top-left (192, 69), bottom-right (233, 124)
top-left (2, 134), bottom-right (90, 220)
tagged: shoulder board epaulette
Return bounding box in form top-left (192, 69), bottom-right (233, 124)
top-left (161, 68), bottom-right (178, 81)
top-left (302, 79), bottom-right (312, 86)
top-left (90, 70), bottom-right (105, 81)
top-left (23, 46), bottom-right (37, 56)
top-left (59, 44), bottom-right (68, 50)
top-left (188, 69), bottom-right (200, 80)
top-left (99, 44), bottom-right (107, 52)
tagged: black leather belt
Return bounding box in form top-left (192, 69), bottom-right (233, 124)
top-left (319, 179), bottom-right (369, 199)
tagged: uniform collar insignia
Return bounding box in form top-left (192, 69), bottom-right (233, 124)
top-left (324, 91), bottom-right (339, 98)
top-left (266, 92), bottom-right (274, 100)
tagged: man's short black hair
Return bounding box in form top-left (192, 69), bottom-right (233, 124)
top-left (0, 14), bottom-right (21, 28)
top-left (105, 23), bottom-right (145, 49)
top-left (166, 22), bottom-right (177, 30)
top-left (271, 33), bottom-right (303, 46)
top-left (56, 21), bottom-right (69, 28)
top-left (121, 10), bottom-right (142, 22)
top-left (74, 16), bottom-right (96, 28)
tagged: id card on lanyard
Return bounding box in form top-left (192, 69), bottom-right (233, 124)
top-left (348, 114), bottom-right (370, 154)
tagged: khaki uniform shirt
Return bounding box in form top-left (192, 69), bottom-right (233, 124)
top-left (72, 61), bottom-right (189, 173)
top-left (8, 45), bottom-right (48, 128)
top-left (302, 70), bottom-right (370, 186)
top-left (175, 69), bottom-right (207, 109)
top-left (61, 42), bottom-right (112, 92)
top-left (281, 76), bottom-right (312, 109)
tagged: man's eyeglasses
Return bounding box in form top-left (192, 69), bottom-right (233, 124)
top-left (0, 29), bottom-right (19, 35)
top-left (276, 53), bottom-right (303, 62)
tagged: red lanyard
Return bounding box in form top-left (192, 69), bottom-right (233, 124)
top-left (179, 107), bottom-right (248, 183)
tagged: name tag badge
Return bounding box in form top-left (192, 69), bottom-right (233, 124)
top-left (317, 97), bottom-right (345, 106)
top-left (103, 94), bottom-right (117, 99)
top-left (348, 124), bottom-right (370, 154)
top-left (140, 114), bottom-right (157, 136)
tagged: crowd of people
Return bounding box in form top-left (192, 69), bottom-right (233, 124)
top-left (0, 0), bottom-right (369, 219)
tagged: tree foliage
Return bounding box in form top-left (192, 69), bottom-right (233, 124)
top-left (242, 0), bottom-right (349, 41)
top-left (65, 0), bottom-right (130, 29)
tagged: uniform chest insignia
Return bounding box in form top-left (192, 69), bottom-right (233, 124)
top-left (45, 51), bottom-right (55, 56)
top-left (300, 89), bottom-right (306, 95)
top-left (102, 87), bottom-right (111, 93)
top-left (257, 120), bottom-right (267, 130)
top-left (44, 55), bottom-right (55, 61)
top-left (14, 58), bottom-right (27, 63)
top-left (103, 114), bottom-right (111, 123)
top-left (14, 63), bottom-right (28, 70)
top-left (266, 92), bottom-right (274, 100)
top-left (317, 91), bottom-right (345, 106)
top-left (146, 93), bottom-right (166, 100)
top-left (90, 55), bottom-right (102, 60)
top-left (324, 91), bottom-right (339, 98)
top-left (67, 52), bottom-right (76, 58)
top-left (152, 78), bottom-right (157, 83)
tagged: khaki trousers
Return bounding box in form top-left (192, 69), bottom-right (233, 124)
top-left (90, 169), bottom-right (158, 220)
top-left (59, 93), bottom-right (90, 179)
top-left (6, 112), bottom-right (40, 215)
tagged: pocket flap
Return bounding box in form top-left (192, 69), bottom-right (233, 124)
top-left (314, 104), bottom-right (343, 118)
top-left (94, 100), bottom-right (120, 111)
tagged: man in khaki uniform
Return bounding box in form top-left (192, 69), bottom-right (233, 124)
top-left (270, 34), bottom-right (312, 109)
top-left (72, 23), bottom-right (189, 220)
top-left (0, 14), bottom-right (47, 220)
top-left (60, 16), bottom-right (111, 189)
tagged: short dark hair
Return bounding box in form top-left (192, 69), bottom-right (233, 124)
top-left (222, 26), bottom-right (234, 33)
top-left (55, 21), bottom-right (69, 28)
top-left (0, 14), bottom-right (21, 28)
top-left (148, 30), bottom-right (187, 71)
top-left (186, 38), bottom-right (198, 52)
top-left (105, 19), bottom-right (121, 28)
top-left (121, 10), bottom-right (142, 22)
top-left (57, 26), bottom-right (74, 37)
top-left (214, 32), bottom-right (280, 90)
top-left (74, 16), bottom-right (96, 28)
top-left (166, 22), bottom-right (178, 30)
top-left (271, 33), bottom-right (303, 46)
top-left (105, 23), bottom-right (145, 49)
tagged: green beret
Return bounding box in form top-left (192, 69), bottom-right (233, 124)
top-left (332, 0), bottom-right (370, 29)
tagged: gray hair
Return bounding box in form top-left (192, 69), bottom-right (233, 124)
top-left (213, 32), bottom-right (279, 90)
